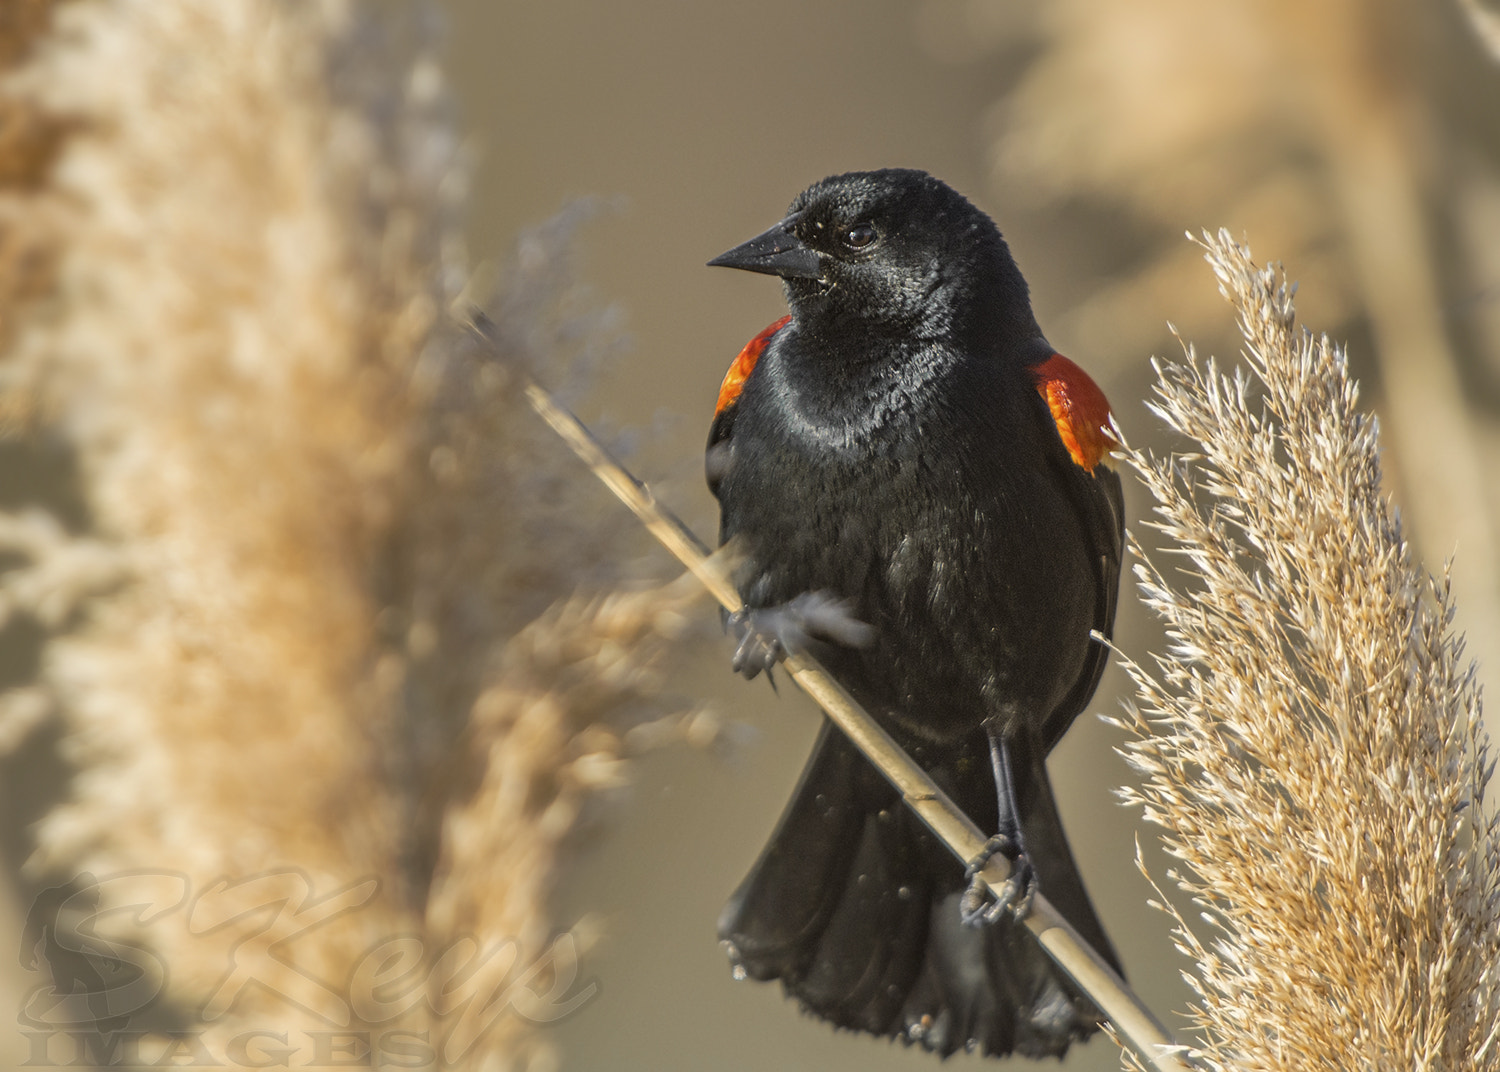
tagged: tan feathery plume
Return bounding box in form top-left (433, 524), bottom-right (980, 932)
top-left (0, 1), bottom-right (700, 1068)
top-left (0, 0), bottom-right (61, 436)
top-left (1114, 232), bottom-right (1500, 1069)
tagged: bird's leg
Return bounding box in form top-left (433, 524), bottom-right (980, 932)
top-left (961, 734), bottom-right (1036, 926)
top-left (727, 592), bottom-right (874, 685)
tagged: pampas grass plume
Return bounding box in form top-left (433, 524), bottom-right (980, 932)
top-left (1114, 232), bottom-right (1500, 1070)
top-left (0, 2), bottom-right (702, 1068)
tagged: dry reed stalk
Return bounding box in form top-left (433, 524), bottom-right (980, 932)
top-left (1458, 0), bottom-right (1500, 62)
top-left (0, 2), bottom-right (699, 1069)
top-left (508, 351), bottom-right (1193, 1072)
top-left (1114, 231), bottom-right (1500, 1071)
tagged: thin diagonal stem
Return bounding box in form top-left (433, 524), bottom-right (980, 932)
top-left (475, 314), bottom-right (1192, 1072)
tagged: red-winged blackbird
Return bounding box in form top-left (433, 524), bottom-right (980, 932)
top-left (706, 169), bottom-right (1124, 1059)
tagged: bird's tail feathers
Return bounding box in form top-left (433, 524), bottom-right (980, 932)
top-left (719, 721), bottom-right (1112, 1059)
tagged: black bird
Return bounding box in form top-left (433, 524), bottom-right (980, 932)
top-left (705, 169), bottom-right (1124, 1059)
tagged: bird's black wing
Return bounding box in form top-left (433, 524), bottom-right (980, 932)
top-left (1025, 353), bottom-right (1126, 751)
top-left (706, 315), bottom-right (790, 501)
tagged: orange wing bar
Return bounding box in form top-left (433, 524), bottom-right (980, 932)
top-left (1030, 353), bottom-right (1117, 474)
top-left (716, 315), bottom-right (792, 418)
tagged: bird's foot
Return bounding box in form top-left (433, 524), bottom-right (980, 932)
top-left (960, 834), bottom-right (1035, 926)
top-left (727, 592), bottom-right (873, 684)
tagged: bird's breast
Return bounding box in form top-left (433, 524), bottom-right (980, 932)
top-left (720, 369), bottom-right (1097, 742)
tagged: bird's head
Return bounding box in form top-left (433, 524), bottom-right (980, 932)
top-left (709, 169), bottom-right (1041, 346)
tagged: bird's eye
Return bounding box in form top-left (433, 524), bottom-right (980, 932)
top-left (842, 222), bottom-right (877, 250)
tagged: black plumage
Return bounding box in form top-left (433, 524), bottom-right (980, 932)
top-left (706, 169), bottom-right (1124, 1059)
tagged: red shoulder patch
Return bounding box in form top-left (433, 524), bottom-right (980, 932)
top-left (1029, 353), bottom-right (1117, 474)
top-left (716, 315), bottom-right (791, 418)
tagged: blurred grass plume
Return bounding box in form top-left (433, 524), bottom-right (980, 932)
top-left (923, 0), bottom-right (1500, 692)
top-left (0, 1), bottom-right (703, 1068)
top-left (1114, 232), bottom-right (1500, 1070)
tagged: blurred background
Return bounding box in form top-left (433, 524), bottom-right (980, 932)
top-left (2, 1), bottom-right (1499, 1070)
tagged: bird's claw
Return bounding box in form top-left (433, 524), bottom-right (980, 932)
top-left (960, 834), bottom-right (1035, 926)
top-left (727, 592), bottom-right (874, 684)
top-left (729, 608), bottom-right (786, 685)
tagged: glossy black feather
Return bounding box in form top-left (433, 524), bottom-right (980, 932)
top-left (709, 169), bottom-right (1123, 1059)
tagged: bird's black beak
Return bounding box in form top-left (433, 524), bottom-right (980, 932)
top-left (708, 215), bottom-right (823, 280)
